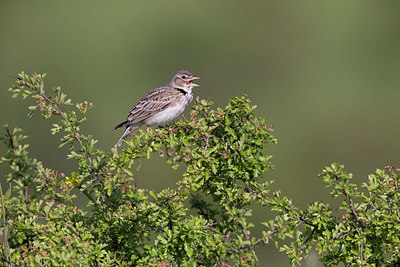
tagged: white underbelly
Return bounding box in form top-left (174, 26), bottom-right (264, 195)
top-left (144, 104), bottom-right (186, 126)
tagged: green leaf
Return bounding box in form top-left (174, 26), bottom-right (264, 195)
top-left (149, 190), bottom-right (157, 199)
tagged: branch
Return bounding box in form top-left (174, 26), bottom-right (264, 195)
top-left (254, 229), bottom-right (278, 247)
top-left (333, 174), bottom-right (362, 225)
top-left (235, 184), bottom-right (272, 201)
top-left (0, 183), bottom-right (10, 266)
top-left (14, 75), bottom-right (94, 166)
top-left (62, 223), bottom-right (82, 240)
top-left (236, 183), bottom-right (316, 227)
top-left (240, 223), bottom-right (249, 241)
top-left (342, 188), bottom-right (360, 222)
top-left (361, 240), bottom-right (364, 266)
top-left (287, 216), bottom-right (315, 227)
top-left (37, 90), bottom-right (92, 165)
top-left (223, 230), bottom-right (232, 243)
top-left (219, 259), bottom-right (233, 267)
top-left (333, 232), bottom-right (349, 240)
top-left (3, 126), bottom-right (29, 208)
top-left (224, 228), bottom-right (279, 254)
top-left (204, 136), bottom-right (209, 156)
top-left (296, 227), bottom-right (316, 253)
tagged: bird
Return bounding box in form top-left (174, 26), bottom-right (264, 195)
top-left (114, 70), bottom-right (200, 146)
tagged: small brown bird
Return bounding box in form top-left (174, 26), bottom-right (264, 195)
top-left (114, 70), bottom-right (200, 146)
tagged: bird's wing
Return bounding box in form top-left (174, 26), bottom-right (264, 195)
top-left (126, 86), bottom-right (181, 125)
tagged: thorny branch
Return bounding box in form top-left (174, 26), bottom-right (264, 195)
top-left (3, 126), bottom-right (29, 208)
top-left (235, 183), bottom-right (316, 227)
top-left (0, 183), bottom-right (10, 266)
top-left (333, 174), bottom-right (362, 224)
top-left (296, 227), bottom-right (316, 253)
top-left (204, 136), bottom-right (209, 156)
top-left (38, 90), bottom-right (93, 165)
top-left (240, 223), bottom-right (249, 241)
top-left (334, 173), bottom-right (366, 264)
top-left (224, 228), bottom-right (279, 254)
top-left (16, 76), bottom-right (93, 165)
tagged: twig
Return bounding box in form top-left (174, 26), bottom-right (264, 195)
top-left (296, 227), bottom-right (316, 253)
top-left (287, 216), bottom-right (315, 227)
top-left (343, 189), bottom-right (360, 222)
top-left (361, 240), bottom-right (364, 266)
top-left (62, 223), bottom-right (81, 240)
top-left (224, 228), bottom-right (279, 254)
top-left (337, 176), bottom-right (366, 264)
top-left (0, 183), bottom-right (10, 266)
top-left (235, 183), bottom-right (316, 227)
top-left (204, 136), bottom-right (209, 156)
top-left (240, 223), bottom-right (249, 241)
top-left (333, 232), bottom-right (349, 240)
top-left (220, 259), bottom-right (232, 267)
top-left (16, 76), bottom-right (93, 166)
top-left (5, 74), bottom-right (19, 80)
top-left (254, 229), bottom-right (277, 247)
top-left (334, 175), bottom-right (362, 224)
top-left (235, 184), bottom-right (273, 201)
top-left (223, 230), bottom-right (232, 243)
top-left (4, 127), bottom-right (30, 208)
top-left (37, 91), bottom-right (92, 165)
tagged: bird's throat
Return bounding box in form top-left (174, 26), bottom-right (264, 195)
top-left (175, 87), bottom-right (189, 95)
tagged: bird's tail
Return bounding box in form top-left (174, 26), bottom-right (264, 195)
top-left (116, 126), bottom-right (137, 146)
top-left (114, 120), bottom-right (129, 130)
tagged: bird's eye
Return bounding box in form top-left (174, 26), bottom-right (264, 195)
top-left (181, 75), bottom-right (186, 79)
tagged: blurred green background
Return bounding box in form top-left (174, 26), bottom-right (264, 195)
top-left (1, 1), bottom-right (400, 265)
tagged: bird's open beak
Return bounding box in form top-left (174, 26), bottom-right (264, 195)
top-left (190, 76), bottom-right (200, 87)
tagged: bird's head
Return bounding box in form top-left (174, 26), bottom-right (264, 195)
top-left (170, 70), bottom-right (200, 91)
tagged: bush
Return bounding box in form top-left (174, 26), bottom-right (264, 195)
top-left (1, 72), bottom-right (399, 266)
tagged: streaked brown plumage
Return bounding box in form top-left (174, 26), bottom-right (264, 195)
top-left (114, 70), bottom-right (199, 146)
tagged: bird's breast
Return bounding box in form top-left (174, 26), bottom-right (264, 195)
top-left (144, 103), bottom-right (187, 126)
